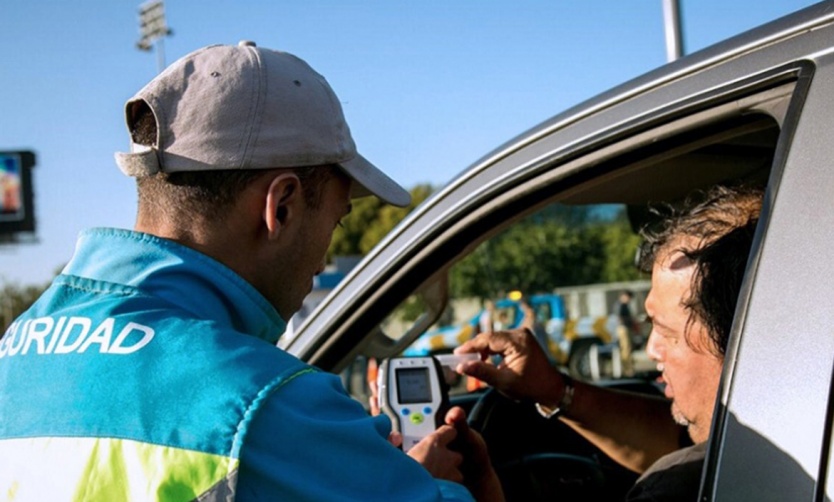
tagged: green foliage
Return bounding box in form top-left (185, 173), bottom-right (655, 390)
top-left (393, 294), bottom-right (429, 324)
top-left (327, 185), bottom-right (643, 303)
top-left (328, 184), bottom-right (434, 259)
top-left (450, 205), bottom-right (643, 299)
top-left (328, 195), bottom-right (384, 258)
top-left (0, 265), bottom-right (62, 331)
top-left (598, 216), bottom-right (644, 282)
top-left (0, 280), bottom-right (51, 331)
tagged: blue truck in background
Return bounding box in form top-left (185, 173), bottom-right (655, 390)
top-left (403, 293), bottom-right (623, 377)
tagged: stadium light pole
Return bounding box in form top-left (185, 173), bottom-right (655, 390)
top-left (136, 0), bottom-right (173, 73)
top-left (662, 0), bottom-right (685, 62)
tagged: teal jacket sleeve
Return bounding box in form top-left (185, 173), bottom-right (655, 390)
top-left (236, 369), bottom-right (475, 502)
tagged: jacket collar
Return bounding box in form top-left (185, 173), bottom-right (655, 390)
top-left (63, 228), bottom-right (287, 344)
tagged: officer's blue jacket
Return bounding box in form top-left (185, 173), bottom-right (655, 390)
top-left (0, 228), bottom-right (474, 501)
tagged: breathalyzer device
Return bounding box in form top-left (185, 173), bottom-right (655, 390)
top-left (377, 356), bottom-right (451, 452)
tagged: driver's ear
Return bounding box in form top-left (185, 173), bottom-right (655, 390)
top-left (264, 172), bottom-right (302, 241)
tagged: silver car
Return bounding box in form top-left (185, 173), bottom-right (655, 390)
top-left (282, 3), bottom-right (834, 500)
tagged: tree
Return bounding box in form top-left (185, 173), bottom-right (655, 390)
top-left (449, 204), bottom-right (643, 299)
top-left (597, 214), bottom-right (644, 282)
top-left (0, 265), bottom-right (62, 332)
top-left (328, 184), bottom-right (434, 259)
top-left (326, 192), bottom-right (644, 303)
top-left (0, 280), bottom-right (50, 332)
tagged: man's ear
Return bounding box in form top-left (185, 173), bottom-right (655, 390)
top-left (264, 172), bottom-right (302, 240)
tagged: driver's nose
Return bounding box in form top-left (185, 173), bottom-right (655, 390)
top-left (645, 329), bottom-right (664, 362)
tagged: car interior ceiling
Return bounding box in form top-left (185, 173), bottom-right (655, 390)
top-left (461, 114), bottom-right (778, 275)
top-left (561, 114), bottom-right (777, 204)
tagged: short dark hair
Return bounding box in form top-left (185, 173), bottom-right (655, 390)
top-left (136, 165), bottom-right (334, 223)
top-left (638, 185), bottom-right (763, 355)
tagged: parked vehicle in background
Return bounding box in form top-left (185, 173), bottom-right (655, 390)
top-left (283, 4), bottom-right (834, 500)
top-left (403, 293), bottom-right (566, 357)
top-left (404, 281), bottom-right (653, 380)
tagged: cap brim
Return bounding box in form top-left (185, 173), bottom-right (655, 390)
top-left (339, 153), bottom-right (411, 207)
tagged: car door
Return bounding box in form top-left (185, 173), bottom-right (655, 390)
top-left (705, 37), bottom-right (834, 502)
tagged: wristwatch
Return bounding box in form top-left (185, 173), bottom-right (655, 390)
top-left (535, 372), bottom-right (575, 419)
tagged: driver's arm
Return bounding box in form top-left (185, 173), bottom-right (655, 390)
top-left (455, 328), bottom-right (682, 474)
top-left (554, 378), bottom-right (684, 473)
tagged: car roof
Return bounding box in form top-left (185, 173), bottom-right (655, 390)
top-left (443, 2), bottom-right (832, 195)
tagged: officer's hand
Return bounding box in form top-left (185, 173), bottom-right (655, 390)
top-left (454, 328), bottom-right (564, 407)
top-left (445, 407), bottom-right (504, 502)
top-left (366, 358), bottom-right (404, 448)
top-left (407, 423), bottom-right (463, 483)
top-left (367, 357), bottom-right (381, 416)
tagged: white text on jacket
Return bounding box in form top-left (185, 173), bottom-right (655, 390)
top-left (0, 317), bottom-right (155, 357)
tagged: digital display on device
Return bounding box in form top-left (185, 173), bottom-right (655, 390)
top-left (395, 367), bottom-right (432, 404)
top-left (378, 356), bottom-right (451, 452)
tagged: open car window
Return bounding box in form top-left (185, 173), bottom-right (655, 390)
top-left (316, 70), bottom-right (807, 501)
top-left (329, 75), bottom-right (798, 405)
top-left (285, 68), bottom-right (801, 371)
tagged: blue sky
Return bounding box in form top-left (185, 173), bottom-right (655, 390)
top-left (0, 0), bottom-right (820, 286)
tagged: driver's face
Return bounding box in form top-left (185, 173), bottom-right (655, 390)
top-left (645, 248), bottom-right (724, 444)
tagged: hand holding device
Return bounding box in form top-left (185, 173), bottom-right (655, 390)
top-left (377, 356), bottom-right (451, 452)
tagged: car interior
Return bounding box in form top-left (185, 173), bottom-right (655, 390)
top-left (324, 76), bottom-right (801, 500)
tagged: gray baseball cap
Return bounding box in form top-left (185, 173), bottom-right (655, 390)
top-left (115, 41), bottom-right (410, 207)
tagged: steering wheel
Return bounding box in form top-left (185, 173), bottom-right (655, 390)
top-left (467, 387), bottom-right (610, 501)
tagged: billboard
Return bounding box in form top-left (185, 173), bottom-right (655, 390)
top-left (0, 151), bottom-right (36, 235)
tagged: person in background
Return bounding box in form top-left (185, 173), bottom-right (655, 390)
top-left (0, 41), bottom-right (501, 502)
top-left (455, 184), bottom-right (762, 501)
top-left (479, 299), bottom-right (496, 334)
top-left (614, 289), bottom-right (637, 376)
top-left (520, 296), bottom-right (549, 355)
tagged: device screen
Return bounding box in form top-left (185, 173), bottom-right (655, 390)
top-left (396, 367), bottom-right (433, 404)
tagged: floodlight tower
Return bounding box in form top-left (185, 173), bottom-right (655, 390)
top-left (136, 0), bottom-right (173, 73)
top-left (662, 0), bottom-right (685, 62)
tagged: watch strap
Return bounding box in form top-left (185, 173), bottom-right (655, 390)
top-left (535, 372), bottom-right (575, 419)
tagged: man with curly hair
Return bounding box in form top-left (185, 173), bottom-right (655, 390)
top-left (456, 184), bottom-right (763, 501)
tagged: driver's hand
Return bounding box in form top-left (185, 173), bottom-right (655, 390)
top-left (454, 328), bottom-right (565, 408)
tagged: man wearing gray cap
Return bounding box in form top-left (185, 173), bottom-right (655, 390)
top-left (0, 42), bottom-right (500, 501)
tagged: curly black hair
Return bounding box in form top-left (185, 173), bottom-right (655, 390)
top-left (684, 220), bottom-right (758, 356)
